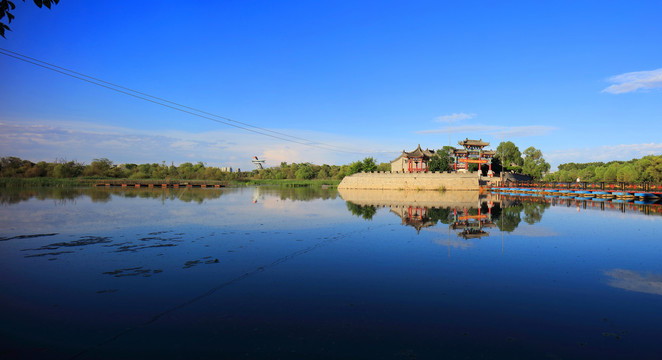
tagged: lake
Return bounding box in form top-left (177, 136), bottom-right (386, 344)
top-left (1, 186), bottom-right (661, 359)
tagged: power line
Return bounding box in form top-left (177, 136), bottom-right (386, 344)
top-left (0, 47), bottom-right (366, 155)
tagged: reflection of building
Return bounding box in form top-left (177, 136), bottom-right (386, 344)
top-left (390, 145), bottom-right (436, 173)
top-left (391, 206), bottom-right (436, 234)
top-left (450, 205), bottom-right (495, 239)
top-left (451, 138), bottom-right (496, 176)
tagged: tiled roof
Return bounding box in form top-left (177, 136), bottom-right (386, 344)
top-left (401, 144), bottom-right (435, 158)
top-left (458, 138), bottom-right (490, 147)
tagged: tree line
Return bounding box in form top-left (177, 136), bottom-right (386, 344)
top-left (544, 155), bottom-right (662, 183)
top-left (0, 157), bottom-right (250, 181)
top-left (0, 141), bottom-right (549, 181)
top-left (5, 144), bottom-right (658, 183)
top-left (0, 156), bottom-right (391, 181)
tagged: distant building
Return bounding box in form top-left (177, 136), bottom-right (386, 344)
top-left (219, 167), bottom-right (233, 173)
top-left (450, 138), bottom-right (496, 176)
top-left (390, 145), bottom-right (436, 173)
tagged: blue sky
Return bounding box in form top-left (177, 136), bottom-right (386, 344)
top-left (1, 1), bottom-right (661, 171)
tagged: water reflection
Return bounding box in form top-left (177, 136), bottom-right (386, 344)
top-left (0, 187), bottom-right (226, 204)
top-left (251, 185), bottom-right (339, 202)
top-left (500, 193), bottom-right (662, 218)
top-left (339, 189), bottom-right (548, 236)
top-left (0, 186), bottom-right (341, 207)
top-left (2, 186), bottom-right (662, 359)
top-left (342, 189), bottom-right (662, 237)
top-left (346, 202), bottom-right (377, 220)
top-left (449, 206), bottom-right (496, 239)
top-left (605, 269), bottom-right (662, 296)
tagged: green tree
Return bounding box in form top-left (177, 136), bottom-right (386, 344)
top-left (496, 141), bottom-right (523, 167)
top-left (1, 0), bottom-right (59, 38)
top-left (376, 162), bottom-right (390, 172)
top-left (428, 146), bottom-right (453, 172)
top-left (83, 158), bottom-right (113, 177)
top-left (522, 147), bottom-right (550, 180)
top-left (617, 164), bottom-right (637, 183)
top-left (603, 163), bottom-right (619, 183)
top-left (295, 163), bottom-right (315, 180)
top-left (361, 157), bottom-right (378, 172)
top-left (317, 164), bottom-right (331, 179)
top-left (348, 161), bottom-right (363, 175)
top-left (53, 161), bottom-right (84, 178)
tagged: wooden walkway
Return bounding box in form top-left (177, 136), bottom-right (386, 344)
top-left (94, 181), bottom-right (225, 188)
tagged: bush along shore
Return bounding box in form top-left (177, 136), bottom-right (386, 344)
top-left (0, 177), bottom-right (341, 189)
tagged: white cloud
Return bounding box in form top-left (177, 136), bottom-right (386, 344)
top-left (547, 142), bottom-right (662, 166)
top-left (509, 225), bottom-right (557, 237)
top-left (416, 124), bottom-right (556, 138)
top-left (433, 238), bottom-right (474, 250)
top-left (435, 112), bottom-right (476, 123)
top-left (605, 269), bottom-right (662, 296)
top-left (0, 120), bottom-right (392, 169)
top-left (491, 125), bottom-right (557, 138)
top-left (602, 68), bottom-right (662, 94)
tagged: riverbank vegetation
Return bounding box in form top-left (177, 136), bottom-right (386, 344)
top-left (5, 149), bottom-right (659, 187)
top-left (544, 155), bottom-right (662, 183)
top-left (0, 156), bottom-right (376, 187)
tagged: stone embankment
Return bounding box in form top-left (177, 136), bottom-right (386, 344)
top-left (338, 188), bottom-right (482, 209)
top-left (337, 171), bottom-right (480, 191)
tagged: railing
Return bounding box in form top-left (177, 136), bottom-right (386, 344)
top-left (498, 181), bottom-right (662, 192)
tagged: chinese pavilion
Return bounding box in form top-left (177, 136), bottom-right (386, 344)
top-left (390, 145), bottom-right (435, 173)
top-left (450, 206), bottom-right (496, 239)
top-left (450, 138), bottom-right (496, 176)
top-left (390, 206), bottom-right (436, 234)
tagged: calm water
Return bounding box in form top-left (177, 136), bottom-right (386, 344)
top-left (1, 186), bottom-right (661, 359)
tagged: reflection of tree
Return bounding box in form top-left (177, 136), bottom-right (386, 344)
top-left (0, 188), bottom-right (84, 204)
top-left (522, 201), bottom-right (549, 225)
top-left (0, 188), bottom-right (227, 204)
top-left (493, 198), bottom-right (549, 231)
top-left (496, 205), bottom-right (522, 232)
top-left (0, 190), bottom-right (38, 204)
top-left (427, 207), bottom-right (452, 224)
top-left (0, 187), bottom-right (342, 205)
top-left (346, 202), bottom-right (377, 220)
top-left (87, 189), bottom-right (113, 202)
top-left (119, 189), bottom-right (224, 204)
top-left (255, 186), bottom-right (339, 202)
top-left (490, 203), bottom-right (502, 220)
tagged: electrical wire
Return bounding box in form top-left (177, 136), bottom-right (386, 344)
top-left (0, 47), bottom-right (366, 155)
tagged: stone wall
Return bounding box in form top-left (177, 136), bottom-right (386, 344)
top-left (338, 188), bottom-right (482, 208)
top-left (337, 171), bottom-right (480, 191)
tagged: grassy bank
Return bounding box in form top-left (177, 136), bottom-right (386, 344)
top-left (237, 179), bottom-right (341, 187)
top-left (0, 178), bottom-right (95, 188)
top-left (0, 177), bottom-right (341, 188)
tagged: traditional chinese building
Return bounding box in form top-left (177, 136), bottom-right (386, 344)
top-left (390, 206), bottom-right (436, 234)
top-left (450, 138), bottom-right (496, 176)
top-left (450, 206), bottom-right (496, 239)
top-left (390, 145), bottom-right (435, 173)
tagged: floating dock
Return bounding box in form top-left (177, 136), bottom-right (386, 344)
top-left (490, 187), bottom-right (661, 201)
top-left (94, 182), bottom-right (225, 188)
